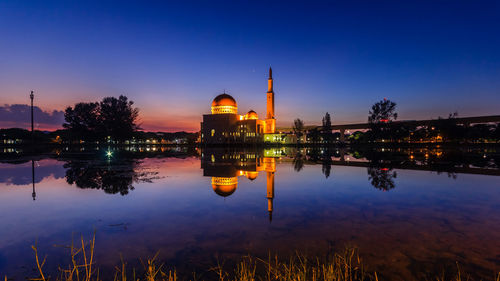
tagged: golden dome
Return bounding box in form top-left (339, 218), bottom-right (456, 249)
top-left (245, 171), bottom-right (258, 181)
top-left (212, 93), bottom-right (236, 107)
top-left (211, 94), bottom-right (238, 114)
top-left (246, 110), bottom-right (258, 120)
top-left (212, 177), bottom-right (238, 197)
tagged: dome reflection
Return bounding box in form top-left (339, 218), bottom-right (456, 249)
top-left (211, 177), bottom-right (238, 197)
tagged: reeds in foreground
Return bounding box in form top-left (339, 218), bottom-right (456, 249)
top-left (12, 235), bottom-right (500, 281)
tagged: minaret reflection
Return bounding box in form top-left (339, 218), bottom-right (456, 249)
top-left (262, 157), bottom-right (275, 222)
top-left (266, 164), bottom-right (275, 221)
top-left (201, 148), bottom-right (279, 221)
top-left (31, 159), bottom-right (36, 200)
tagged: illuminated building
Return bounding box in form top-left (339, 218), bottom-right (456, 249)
top-left (201, 67), bottom-right (279, 144)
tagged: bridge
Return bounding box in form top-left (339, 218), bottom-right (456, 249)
top-left (324, 115), bottom-right (500, 142)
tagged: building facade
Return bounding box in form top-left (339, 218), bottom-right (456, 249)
top-left (201, 68), bottom-right (277, 144)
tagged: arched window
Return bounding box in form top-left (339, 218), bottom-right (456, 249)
top-left (211, 129), bottom-right (215, 137)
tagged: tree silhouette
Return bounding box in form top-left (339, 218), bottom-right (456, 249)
top-left (99, 95), bottom-right (140, 141)
top-left (307, 127), bottom-right (321, 144)
top-left (495, 124), bottom-right (500, 141)
top-left (63, 95), bottom-right (140, 142)
top-left (322, 112), bottom-right (333, 143)
top-left (63, 102), bottom-right (100, 142)
top-left (322, 112), bottom-right (332, 128)
top-left (368, 98), bottom-right (398, 124)
top-left (368, 99), bottom-right (398, 141)
top-left (293, 118), bottom-right (305, 145)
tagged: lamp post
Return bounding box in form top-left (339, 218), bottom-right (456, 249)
top-left (32, 159), bottom-right (36, 200)
top-left (30, 91), bottom-right (36, 200)
top-left (30, 91), bottom-right (34, 137)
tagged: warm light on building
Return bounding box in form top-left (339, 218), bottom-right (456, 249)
top-left (211, 93), bottom-right (238, 114)
top-left (202, 151), bottom-right (277, 221)
top-left (211, 105), bottom-right (238, 114)
top-left (211, 177), bottom-right (238, 197)
top-left (201, 67), bottom-right (280, 144)
top-left (245, 110), bottom-right (258, 120)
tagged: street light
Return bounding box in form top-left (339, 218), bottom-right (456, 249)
top-left (30, 91), bottom-right (34, 134)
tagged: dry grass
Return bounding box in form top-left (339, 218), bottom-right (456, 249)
top-left (26, 234), bottom-right (177, 281)
top-left (8, 235), bottom-right (499, 281)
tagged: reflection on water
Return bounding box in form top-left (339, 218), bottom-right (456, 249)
top-left (63, 157), bottom-right (159, 195)
top-left (202, 148), bottom-right (277, 220)
top-left (31, 160), bottom-right (36, 200)
top-left (293, 152), bottom-right (305, 172)
top-left (2, 146), bottom-right (500, 203)
top-left (0, 146), bottom-right (499, 280)
top-left (2, 146), bottom-right (499, 196)
top-left (367, 167), bottom-right (397, 191)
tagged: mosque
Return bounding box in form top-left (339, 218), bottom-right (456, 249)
top-left (201, 67), bottom-right (282, 144)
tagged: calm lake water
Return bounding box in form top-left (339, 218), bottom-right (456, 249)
top-left (0, 146), bottom-right (499, 280)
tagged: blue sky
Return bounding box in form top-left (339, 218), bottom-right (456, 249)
top-left (1, 0), bottom-right (499, 131)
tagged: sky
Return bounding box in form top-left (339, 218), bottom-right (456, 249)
top-left (0, 0), bottom-right (499, 132)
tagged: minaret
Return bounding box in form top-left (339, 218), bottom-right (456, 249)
top-left (265, 67), bottom-right (276, 133)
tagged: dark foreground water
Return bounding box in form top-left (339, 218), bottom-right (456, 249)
top-left (0, 146), bottom-right (499, 280)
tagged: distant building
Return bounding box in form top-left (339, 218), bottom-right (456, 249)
top-left (201, 67), bottom-right (280, 144)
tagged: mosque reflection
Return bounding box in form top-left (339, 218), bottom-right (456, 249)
top-left (201, 148), bottom-right (283, 221)
top-left (2, 146), bottom-right (500, 201)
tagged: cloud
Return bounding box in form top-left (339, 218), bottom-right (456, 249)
top-left (0, 104), bottom-right (65, 130)
top-left (0, 161), bottom-right (66, 185)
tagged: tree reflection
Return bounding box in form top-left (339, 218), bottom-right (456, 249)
top-left (302, 148), bottom-right (334, 178)
top-left (293, 153), bottom-right (305, 172)
top-left (64, 158), bottom-right (158, 195)
top-left (322, 162), bottom-right (331, 178)
top-left (367, 167), bottom-right (397, 191)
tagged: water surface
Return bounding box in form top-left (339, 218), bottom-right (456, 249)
top-left (0, 147), bottom-right (499, 280)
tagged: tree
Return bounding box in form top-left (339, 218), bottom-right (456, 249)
top-left (99, 95), bottom-right (140, 141)
top-left (63, 102), bottom-right (100, 142)
top-left (321, 112), bottom-right (333, 143)
top-left (495, 123), bottom-right (500, 142)
top-left (63, 95), bottom-right (140, 143)
top-left (307, 127), bottom-right (321, 144)
top-left (292, 118), bottom-right (305, 145)
top-left (431, 112), bottom-right (464, 142)
top-left (322, 112), bottom-right (332, 128)
top-left (349, 131), bottom-right (367, 143)
top-left (368, 98), bottom-right (398, 141)
top-left (368, 98), bottom-right (398, 124)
